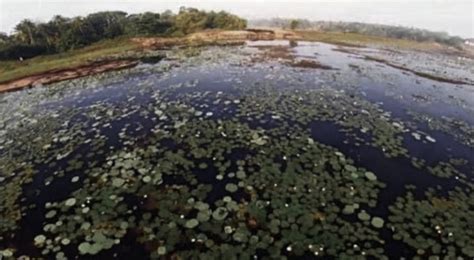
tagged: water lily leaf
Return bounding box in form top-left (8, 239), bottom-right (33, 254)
top-left (225, 183), bottom-right (238, 193)
top-left (357, 211), bottom-right (370, 221)
top-left (371, 217), bottom-right (384, 228)
top-left (212, 207), bottom-right (228, 221)
top-left (65, 198), bottom-right (76, 207)
top-left (185, 219), bottom-right (199, 229)
top-left (365, 171), bottom-right (377, 181)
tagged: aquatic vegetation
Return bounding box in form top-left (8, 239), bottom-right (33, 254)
top-left (371, 217), bottom-right (384, 228)
top-left (287, 59), bottom-right (335, 70)
top-left (0, 42), bottom-right (472, 259)
top-left (388, 187), bottom-right (474, 258)
top-left (225, 183), bottom-right (239, 193)
top-left (408, 110), bottom-right (474, 148)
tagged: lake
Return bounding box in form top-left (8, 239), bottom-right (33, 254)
top-left (0, 40), bottom-right (473, 259)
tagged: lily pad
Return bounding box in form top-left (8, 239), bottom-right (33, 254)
top-left (185, 219), bottom-right (199, 229)
top-left (357, 211), bottom-right (370, 221)
top-left (157, 246), bottom-right (166, 255)
top-left (371, 217), bottom-right (384, 228)
top-left (342, 205), bottom-right (355, 215)
top-left (78, 242), bottom-right (91, 255)
top-left (212, 207), bottom-right (228, 221)
top-left (225, 183), bottom-right (238, 193)
top-left (61, 238), bottom-right (71, 245)
top-left (34, 234), bottom-right (46, 246)
top-left (65, 198), bottom-right (76, 207)
top-left (345, 165), bottom-right (357, 172)
top-left (365, 171), bottom-right (377, 181)
top-left (142, 176), bottom-right (152, 183)
top-left (45, 210), bottom-right (57, 219)
top-left (112, 178), bottom-right (125, 187)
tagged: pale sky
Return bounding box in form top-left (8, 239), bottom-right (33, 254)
top-left (0, 0), bottom-right (473, 38)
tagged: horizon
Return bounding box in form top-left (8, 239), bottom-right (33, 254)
top-left (0, 0), bottom-right (472, 38)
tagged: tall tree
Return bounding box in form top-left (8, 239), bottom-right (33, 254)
top-left (57, 17), bottom-right (95, 51)
top-left (173, 7), bottom-right (209, 34)
top-left (290, 20), bottom-right (300, 30)
top-left (85, 11), bottom-right (127, 39)
top-left (211, 11), bottom-right (247, 30)
top-left (124, 12), bottom-right (171, 36)
top-left (0, 33), bottom-right (10, 45)
top-left (14, 19), bottom-right (39, 45)
top-left (0, 8), bottom-right (250, 60)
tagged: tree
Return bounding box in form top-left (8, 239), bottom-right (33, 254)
top-left (173, 7), bottom-right (209, 34)
top-left (0, 33), bottom-right (10, 45)
top-left (211, 11), bottom-right (247, 30)
top-left (124, 12), bottom-right (171, 36)
top-left (14, 19), bottom-right (39, 45)
top-left (0, 8), bottom-right (249, 60)
top-left (290, 20), bottom-right (299, 30)
top-left (57, 17), bottom-right (95, 51)
top-left (161, 10), bottom-right (174, 22)
top-left (85, 11), bottom-right (127, 39)
top-left (36, 23), bottom-right (59, 51)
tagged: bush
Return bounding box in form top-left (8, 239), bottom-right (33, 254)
top-left (0, 44), bottom-right (47, 60)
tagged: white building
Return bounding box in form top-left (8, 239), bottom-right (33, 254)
top-left (464, 39), bottom-right (474, 46)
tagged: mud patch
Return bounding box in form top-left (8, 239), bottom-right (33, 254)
top-left (364, 56), bottom-right (473, 85)
top-left (250, 45), bottom-right (295, 62)
top-left (287, 59), bottom-right (335, 70)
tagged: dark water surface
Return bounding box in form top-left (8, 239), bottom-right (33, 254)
top-left (0, 41), bottom-right (473, 259)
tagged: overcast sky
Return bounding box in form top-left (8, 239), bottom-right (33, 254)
top-left (0, 0), bottom-right (472, 38)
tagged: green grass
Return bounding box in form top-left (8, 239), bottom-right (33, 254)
top-left (0, 37), bottom-right (140, 84)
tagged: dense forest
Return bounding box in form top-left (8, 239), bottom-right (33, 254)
top-left (0, 10), bottom-right (466, 61)
top-left (250, 18), bottom-right (465, 47)
top-left (0, 7), bottom-right (247, 60)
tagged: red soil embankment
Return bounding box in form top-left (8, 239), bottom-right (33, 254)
top-left (0, 59), bottom-right (138, 93)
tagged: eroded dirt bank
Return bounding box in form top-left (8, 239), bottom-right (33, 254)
top-left (0, 60), bottom-right (138, 93)
top-left (131, 29), bottom-right (300, 48)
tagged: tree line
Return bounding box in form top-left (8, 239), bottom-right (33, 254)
top-left (0, 7), bottom-right (247, 60)
top-left (250, 18), bottom-right (465, 47)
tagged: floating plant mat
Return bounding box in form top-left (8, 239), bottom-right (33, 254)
top-left (0, 42), bottom-right (473, 259)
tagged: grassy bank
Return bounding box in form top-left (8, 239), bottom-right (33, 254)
top-left (297, 30), bottom-right (445, 50)
top-left (0, 37), bottom-right (140, 84)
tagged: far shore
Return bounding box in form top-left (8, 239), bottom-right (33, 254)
top-left (0, 29), bottom-right (472, 94)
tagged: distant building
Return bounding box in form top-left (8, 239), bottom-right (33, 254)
top-left (465, 38), bottom-right (474, 46)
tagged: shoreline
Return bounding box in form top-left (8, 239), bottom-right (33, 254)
top-left (1, 29), bottom-right (472, 94)
top-left (0, 29), bottom-right (294, 93)
top-left (0, 59), bottom-right (139, 93)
